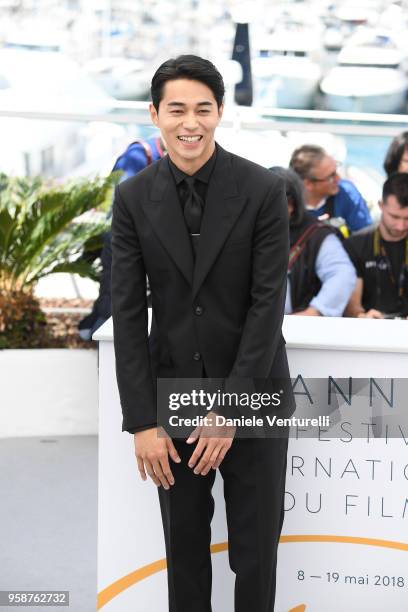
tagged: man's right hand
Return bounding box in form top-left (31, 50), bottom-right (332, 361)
top-left (134, 427), bottom-right (181, 490)
top-left (357, 309), bottom-right (384, 319)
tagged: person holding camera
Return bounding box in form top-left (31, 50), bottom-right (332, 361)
top-left (344, 173), bottom-right (408, 320)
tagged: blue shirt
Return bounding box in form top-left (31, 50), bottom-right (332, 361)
top-left (112, 135), bottom-right (164, 181)
top-left (307, 179), bottom-right (372, 233)
top-left (285, 233), bottom-right (357, 316)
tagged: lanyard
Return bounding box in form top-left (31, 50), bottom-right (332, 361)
top-left (373, 228), bottom-right (408, 299)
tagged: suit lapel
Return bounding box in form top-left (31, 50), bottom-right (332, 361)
top-left (142, 156), bottom-right (194, 286)
top-left (192, 145), bottom-right (246, 298)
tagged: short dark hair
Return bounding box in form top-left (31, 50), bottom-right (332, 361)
top-left (270, 166), bottom-right (306, 226)
top-left (382, 172), bottom-right (408, 207)
top-left (151, 55), bottom-right (225, 112)
top-left (289, 144), bottom-right (326, 179)
top-left (383, 131), bottom-right (408, 177)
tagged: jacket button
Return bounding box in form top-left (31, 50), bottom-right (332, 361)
top-left (193, 352), bottom-right (201, 361)
top-left (195, 305), bottom-right (204, 316)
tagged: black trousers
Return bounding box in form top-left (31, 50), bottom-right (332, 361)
top-left (158, 433), bottom-right (289, 612)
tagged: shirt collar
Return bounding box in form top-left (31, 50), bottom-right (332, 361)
top-left (306, 198), bottom-right (326, 211)
top-left (169, 147), bottom-right (217, 186)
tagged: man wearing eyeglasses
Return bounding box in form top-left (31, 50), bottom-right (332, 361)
top-left (290, 144), bottom-right (372, 234)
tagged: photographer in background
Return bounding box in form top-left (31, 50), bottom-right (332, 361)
top-left (271, 167), bottom-right (356, 317)
top-left (344, 173), bottom-right (408, 320)
top-left (290, 144), bottom-right (372, 236)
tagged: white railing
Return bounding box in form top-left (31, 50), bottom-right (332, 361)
top-left (0, 100), bottom-right (407, 137)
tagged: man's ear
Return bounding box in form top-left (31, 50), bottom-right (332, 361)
top-left (379, 199), bottom-right (384, 212)
top-left (217, 103), bottom-right (224, 121)
top-left (149, 102), bottom-right (159, 127)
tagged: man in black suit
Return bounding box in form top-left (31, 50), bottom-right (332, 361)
top-left (111, 55), bottom-right (292, 612)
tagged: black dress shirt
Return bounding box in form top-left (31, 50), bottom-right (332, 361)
top-left (169, 149), bottom-right (217, 256)
top-left (169, 147), bottom-right (216, 213)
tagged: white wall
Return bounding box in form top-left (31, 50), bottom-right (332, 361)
top-left (0, 349), bottom-right (98, 437)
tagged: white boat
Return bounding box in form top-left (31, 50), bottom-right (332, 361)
top-left (84, 57), bottom-right (151, 100)
top-left (343, 28), bottom-right (408, 67)
top-left (334, 4), bottom-right (378, 27)
top-left (0, 48), bottom-right (114, 177)
top-left (252, 31), bottom-right (323, 109)
top-left (320, 30), bottom-right (408, 113)
top-left (3, 29), bottom-right (65, 53)
top-left (321, 66), bottom-right (407, 113)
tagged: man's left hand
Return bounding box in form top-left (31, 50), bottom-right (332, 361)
top-left (186, 411), bottom-right (236, 475)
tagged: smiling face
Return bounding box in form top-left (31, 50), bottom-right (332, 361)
top-left (149, 78), bottom-right (223, 175)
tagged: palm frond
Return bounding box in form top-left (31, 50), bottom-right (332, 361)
top-left (24, 220), bottom-right (110, 285)
top-left (0, 173), bottom-right (116, 292)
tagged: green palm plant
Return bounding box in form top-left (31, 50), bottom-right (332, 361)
top-left (0, 172), bottom-right (115, 348)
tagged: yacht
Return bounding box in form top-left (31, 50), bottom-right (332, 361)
top-left (252, 30), bottom-right (323, 109)
top-left (83, 57), bottom-right (151, 101)
top-left (320, 30), bottom-right (408, 113)
top-left (0, 47), bottom-right (113, 177)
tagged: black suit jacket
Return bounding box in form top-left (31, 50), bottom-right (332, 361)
top-left (111, 144), bottom-right (292, 432)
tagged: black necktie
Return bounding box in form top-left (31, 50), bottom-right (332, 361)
top-left (183, 177), bottom-right (203, 235)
